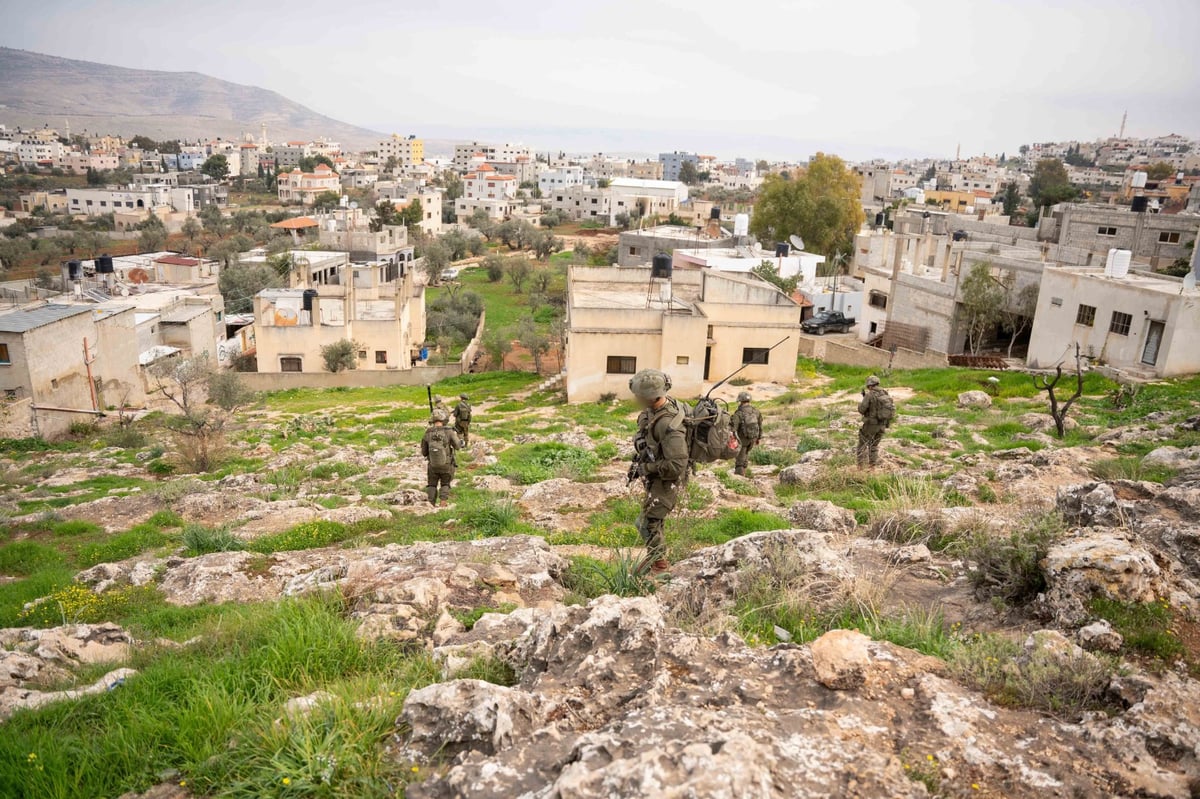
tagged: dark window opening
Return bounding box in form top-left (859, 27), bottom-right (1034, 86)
top-left (742, 347), bottom-right (770, 365)
top-left (1075, 304), bottom-right (1096, 326)
top-left (1109, 311), bottom-right (1132, 336)
top-left (606, 355), bottom-right (637, 374)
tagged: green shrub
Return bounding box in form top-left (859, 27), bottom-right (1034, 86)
top-left (49, 519), bottom-right (104, 537)
top-left (562, 552), bottom-right (656, 599)
top-left (962, 512), bottom-right (1064, 603)
top-left (750, 448), bottom-right (800, 467)
top-left (0, 541), bottom-right (66, 576)
top-left (75, 524), bottom-right (170, 567)
top-left (1089, 598), bottom-right (1185, 662)
top-left (453, 656), bottom-right (517, 686)
top-left (146, 510), bottom-right (184, 528)
top-left (594, 441), bottom-right (619, 461)
top-left (182, 524), bottom-right (245, 556)
top-left (458, 497), bottom-right (521, 537)
top-left (147, 460), bottom-right (176, 477)
top-left (489, 443), bottom-right (598, 484)
top-left (311, 461), bottom-right (368, 480)
top-left (1090, 456), bottom-right (1176, 484)
top-left (249, 521), bottom-right (352, 553)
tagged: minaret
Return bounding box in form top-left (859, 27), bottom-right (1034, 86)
top-left (260, 122), bottom-right (268, 147)
top-left (955, 142), bottom-right (961, 161)
top-left (1118, 111), bottom-right (1127, 139)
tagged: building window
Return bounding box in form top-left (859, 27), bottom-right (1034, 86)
top-left (606, 356), bottom-right (637, 374)
top-left (4, 389), bottom-right (16, 400)
top-left (676, 356), bottom-right (689, 365)
top-left (280, 357), bottom-right (302, 372)
top-left (742, 347), bottom-right (770, 365)
top-left (1075, 304), bottom-right (1096, 327)
top-left (1097, 226), bottom-right (1117, 237)
top-left (1158, 231), bottom-right (1181, 244)
top-left (868, 291), bottom-right (888, 309)
top-left (375, 351), bottom-right (388, 364)
top-left (51, 378), bottom-right (59, 389)
top-left (1109, 311), bottom-right (1132, 336)
top-left (358, 350), bottom-right (367, 359)
top-left (0, 343), bottom-right (8, 365)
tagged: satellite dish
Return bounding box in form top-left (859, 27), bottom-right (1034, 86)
top-left (349, 202), bottom-right (359, 209)
top-left (127, 267), bottom-right (149, 284)
top-left (789, 234), bottom-right (805, 251)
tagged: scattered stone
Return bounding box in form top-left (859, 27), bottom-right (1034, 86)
top-left (893, 543), bottom-right (932, 564)
top-left (786, 500), bottom-right (856, 534)
top-left (1077, 619), bottom-right (1123, 653)
top-left (810, 628), bottom-right (872, 689)
top-left (993, 446), bottom-right (1033, 460)
top-left (957, 390), bottom-right (992, 409)
top-left (1143, 446), bottom-right (1200, 470)
top-left (400, 680), bottom-right (542, 760)
top-left (1043, 530), bottom-right (1164, 624)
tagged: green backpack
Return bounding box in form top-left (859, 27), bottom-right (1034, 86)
top-left (427, 428), bottom-right (452, 468)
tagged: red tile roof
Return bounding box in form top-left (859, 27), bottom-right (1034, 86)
top-left (270, 216), bottom-right (320, 230)
top-left (155, 255), bottom-right (204, 266)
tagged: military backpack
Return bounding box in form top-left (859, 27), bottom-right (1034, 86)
top-left (871, 391), bottom-right (896, 427)
top-left (427, 427), bottom-right (453, 469)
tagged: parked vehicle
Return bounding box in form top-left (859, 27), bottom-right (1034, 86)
top-left (801, 311), bottom-right (856, 335)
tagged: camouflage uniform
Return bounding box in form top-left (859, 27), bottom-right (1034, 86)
top-left (629, 370), bottom-right (690, 571)
top-left (421, 411), bottom-right (461, 504)
top-left (731, 393), bottom-right (763, 475)
top-left (453, 395), bottom-right (472, 445)
top-left (857, 378), bottom-right (888, 468)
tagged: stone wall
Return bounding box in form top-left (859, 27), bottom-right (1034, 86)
top-left (237, 364), bottom-right (461, 392)
top-left (798, 337), bottom-right (948, 369)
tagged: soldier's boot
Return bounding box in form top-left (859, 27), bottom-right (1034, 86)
top-left (426, 486), bottom-right (437, 505)
top-left (649, 559), bottom-right (670, 575)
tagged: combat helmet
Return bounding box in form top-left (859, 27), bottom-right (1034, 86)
top-left (628, 369), bottom-right (671, 401)
top-left (431, 408), bottom-right (450, 423)
top-left (737, 391), bottom-right (751, 403)
top-left (865, 375), bottom-right (880, 387)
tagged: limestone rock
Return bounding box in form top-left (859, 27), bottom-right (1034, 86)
top-left (810, 629), bottom-right (872, 689)
top-left (957, 390), bottom-right (992, 409)
top-left (1056, 482), bottom-right (1128, 527)
top-left (400, 679), bottom-right (542, 759)
top-left (1044, 531), bottom-right (1164, 624)
top-left (1143, 446), bottom-right (1200, 470)
top-left (1077, 619), bottom-right (1123, 653)
top-left (786, 500), bottom-right (856, 534)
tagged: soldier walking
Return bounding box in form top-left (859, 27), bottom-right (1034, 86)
top-left (421, 408), bottom-right (461, 505)
top-left (453, 394), bottom-right (473, 445)
top-left (731, 391), bottom-right (763, 476)
top-left (627, 369), bottom-right (690, 576)
top-left (857, 375), bottom-right (895, 469)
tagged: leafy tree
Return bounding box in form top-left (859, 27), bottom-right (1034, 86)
top-left (439, 170), bottom-right (463, 202)
top-left (482, 325), bottom-right (514, 369)
top-left (596, 178), bottom-right (611, 189)
top-left (311, 191), bottom-right (342, 212)
top-left (146, 355), bottom-right (232, 472)
top-left (136, 214), bottom-right (168, 252)
top-left (517, 318), bottom-right (551, 374)
top-left (539, 209), bottom-right (568, 229)
top-left (199, 203), bottom-right (226, 236)
top-left (1145, 162), bottom-right (1175, 180)
top-left (180, 216), bottom-right (202, 254)
top-left (371, 199), bottom-right (400, 231)
top-left (677, 161), bottom-right (700, 185)
top-left (1001, 278), bottom-right (1040, 358)
top-left (397, 198), bottom-right (424, 234)
top-left (426, 289), bottom-right (483, 343)
top-left (320, 339), bottom-right (359, 372)
top-left (1029, 159), bottom-right (1078, 208)
top-left (507, 258), bottom-right (532, 292)
top-left (614, 211), bottom-right (631, 230)
top-left (208, 371), bottom-right (254, 411)
top-left (267, 252), bottom-right (295, 278)
top-left (532, 230), bottom-right (562, 260)
top-left (750, 153), bottom-right (865, 256)
top-left (483, 253), bottom-right (506, 282)
top-left (756, 159), bottom-right (769, 172)
top-left (297, 154), bottom-right (335, 173)
top-left (421, 239), bottom-right (451, 284)
top-left (531, 266), bottom-right (554, 294)
top-left (1001, 182), bottom-right (1021, 217)
top-left (959, 262), bottom-right (1005, 355)
top-left (219, 262), bottom-right (284, 313)
top-left (200, 154), bottom-right (230, 181)
top-left (751, 260), bottom-right (798, 294)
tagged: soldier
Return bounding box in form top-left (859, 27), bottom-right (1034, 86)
top-left (453, 394), bottom-right (472, 445)
top-left (627, 369), bottom-right (690, 575)
top-left (857, 375), bottom-right (895, 469)
top-left (421, 408), bottom-right (461, 505)
top-left (731, 391), bottom-right (763, 476)
top-left (433, 394), bottom-right (448, 413)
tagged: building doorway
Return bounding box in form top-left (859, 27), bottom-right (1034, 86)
top-left (703, 346), bottom-right (712, 380)
top-left (1141, 321), bottom-right (1165, 366)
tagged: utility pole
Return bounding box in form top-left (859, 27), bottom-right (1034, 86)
top-left (82, 337), bottom-right (98, 412)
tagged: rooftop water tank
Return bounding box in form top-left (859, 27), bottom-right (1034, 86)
top-left (1109, 249), bottom-right (1132, 279)
top-left (66, 260), bottom-right (82, 280)
top-left (775, 243), bottom-right (790, 258)
top-left (709, 207), bottom-right (721, 220)
top-left (1130, 196), bottom-right (1148, 213)
top-left (96, 254), bottom-right (114, 274)
top-left (1131, 171), bottom-right (1148, 188)
top-left (733, 213), bottom-right (749, 236)
top-left (650, 253), bottom-right (672, 280)
top-left (302, 288), bottom-right (319, 312)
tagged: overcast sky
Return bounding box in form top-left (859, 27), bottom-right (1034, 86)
top-left (2, 0), bottom-right (1197, 160)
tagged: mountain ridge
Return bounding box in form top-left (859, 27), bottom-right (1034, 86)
top-left (0, 47), bottom-right (384, 149)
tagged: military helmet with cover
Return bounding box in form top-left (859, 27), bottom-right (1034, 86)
top-left (431, 408), bottom-right (450, 423)
top-left (865, 375), bottom-right (880, 387)
top-left (459, 394), bottom-right (469, 400)
top-left (737, 391), bottom-right (751, 403)
top-left (628, 369), bottom-right (671, 401)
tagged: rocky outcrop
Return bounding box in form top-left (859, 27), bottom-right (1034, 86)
top-left (957, 390), bottom-right (992, 409)
top-left (786, 499), bottom-right (857, 534)
top-left (1043, 529), bottom-right (1165, 624)
top-left (400, 594), bottom-right (1199, 798)
top-left (0, 623), bottom-right (136, 719)
top-left (1143, 446), bottom-right (1200, 471)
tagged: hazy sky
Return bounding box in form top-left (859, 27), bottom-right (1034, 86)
top-left (2, 0), bottom-right (1198, 160)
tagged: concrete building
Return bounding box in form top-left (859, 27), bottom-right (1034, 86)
top-left (1027, 265), bottom-right (1199, 378)
top-left (618, 225), bottom-right (735, 267)
top-left (545, 185), bottom-right (614, 224)
top-left (315, 206), bottom-right (415, 265)
top-left (16, 139), bottom-right (64, 167)
top-left (565, 265), bottom-right (802, 402)
top-left (376, 182), bottom-right (444, 237)
top-left (273, 143), bottom-right (313, 170)
top-left (253, 255), bottom-right (426, 375)
top-left (452, 142), bottom-right (532, 173)
top-left (538, 166), bottom-right (584, 195)
top-left (0, 304), bottom-right (145, 438)
top-left (658, 152), bottom-right (698, 182)
top-left (1046, 204), bottom-right (1198, 269)
top-left (377, 134), bottom-right (425, 166)
top-left (610, 178), bottom-right (689, 219)
top-left (455, 164), bottom-right (518, 221)
top-left (629, 161), bottom-right (665, 180)
top-left (277, 164), bottom-right (341, 204)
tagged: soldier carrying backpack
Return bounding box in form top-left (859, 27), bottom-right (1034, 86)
top-left (857, 375), bottom-right (895, 469)
top-left (453, 394), bottom-right (473, 445)
top-left (731, 391), bottom-right (763, 476)
top-left (627, 369), bottom-right (690, 576)
top-left (421, 408), bottom-right (462, 505)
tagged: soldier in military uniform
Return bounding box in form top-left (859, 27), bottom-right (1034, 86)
top-left (421, 408), bottom-right (461, 505)
top-left (731, 391), bottom-right (763, 476)
top-left (627, 369), bottom-right (690, 575)
top-left (453, 394), bottom-right (472, 445)
top-left (857, 375), bottom-right (893, 469)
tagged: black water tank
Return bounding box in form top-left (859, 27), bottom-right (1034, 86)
top-left (709, 207), bottom-right (721, 220)
top-left (67, 260), bottom-right (82, 280)
top-left (302, 289), bottom-right (319, 312)
top-left (96, 254), bottom-right (114, 274)
top-left (874, 212), bottom-right (885, 227)
top-left (775, 243), bottom-right (790, 258)
top-left (1131, 196), bottom-right (1149, 213)
top-left (650, 254), bottom-right (672, 280)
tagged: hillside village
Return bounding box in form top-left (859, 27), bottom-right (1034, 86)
top-left (1, 71), bottom-right (1200, 799)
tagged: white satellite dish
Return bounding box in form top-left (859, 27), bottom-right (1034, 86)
top-left (789, 234), bottom-right (805, 252)
top-left (349, 202), bottom-right (359, 209)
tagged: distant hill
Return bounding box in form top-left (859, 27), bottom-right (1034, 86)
top-left (0, 47), bottom-right (384, 149)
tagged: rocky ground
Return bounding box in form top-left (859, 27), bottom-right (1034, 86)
top-left (1, 367), bottom-right (1199, 797)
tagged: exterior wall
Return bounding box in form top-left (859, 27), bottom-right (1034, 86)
top-left (658, 152), bottom-right (697, 182)
top-left (1027, 268), bottom-right (1200, 377)
top-left (547, 185), bottom-right (613, 224)
top-left (93, 309), bottom-right (148, 407)
top-left (618, 227), bottom-right (734, 267)
top-left (796, 337), bottom-right (949, 369)
top-left (1053, 206), bottom-right (1199, 267)
top-left (278, 167), bottom-right (340, 204)
top-left (377, 135), bottom-right (424, 165)
top-left (538, 166), bottom-right (584, 195)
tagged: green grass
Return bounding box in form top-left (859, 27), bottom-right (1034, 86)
top-left (430, 262), bottom-right (565, 336)
top-left (0, 596), bottom-right (441, 799)
top-left (182, 524), bottom-right (245, 556)
top-left (562, 552), bottom-right (657, 600)
top-left (0, 540), bottom-right (67, 575)
top-left (262, 371), bottom-right (539, 414)
top-left (248, 521), bottom-right (355, 554)
top-left (1089, 598), bottom-right (1186, 663)
top-left (75, 523), bottom-right (170, 568)
top-left (452, 656), bottom-right (518, 686)
top-left (548, 496), bottom-right (642, 548)
top-left (1090, 456), bottom-right (1177, 484)
top-left (667, 508), bottom-right (790, 554)
top-left (487, 442), bottom-right (598, 484)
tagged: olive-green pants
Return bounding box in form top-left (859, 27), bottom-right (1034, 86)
top-left (735, 435), bottom-right (756, 471)
top-left (455, 421), bottom-right (470, 445)
top-left (857, 424), bottom-right (884, 466)
top-left (635, 478), bottom-right (680, 561)
top-left (427, 465), bottom-right (455, 503)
